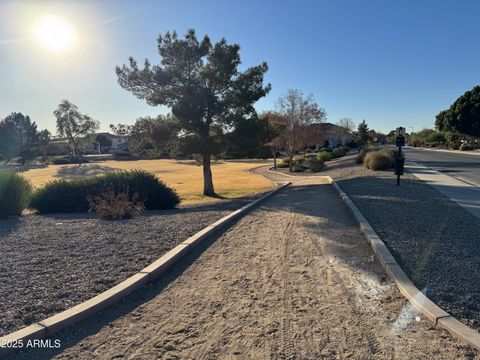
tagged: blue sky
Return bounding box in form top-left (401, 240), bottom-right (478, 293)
top-left (1, 0), bottom-right (479, 134)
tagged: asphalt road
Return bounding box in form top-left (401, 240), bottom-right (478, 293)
top-left (404, 147), bottom-right (480, 187)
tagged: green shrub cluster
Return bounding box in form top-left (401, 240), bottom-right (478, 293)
top-left (30, 169), bottom-right (179, 214)
top-left (277, 156), bottom-right (324, 173)
top-left (0, 172), bottom-right (32, 218)
top-left (331, 148), bottom-right (346, 159)
top-left (317, 151), bottom-right (332, 162)
top-left (49, 156), bottom-right (90, 165)
top-left (304, 157), bottom-right (325, 172)
top-left (276, 159), bottom-right (290, 168)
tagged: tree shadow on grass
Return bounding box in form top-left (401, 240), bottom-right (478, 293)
top-left (54, 164), bottom-right (121, 179)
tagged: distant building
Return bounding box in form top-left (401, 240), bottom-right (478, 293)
top-left (85, 133), bottom-right (129, 153)
top-left (308, 123), bottom-right (350, 149)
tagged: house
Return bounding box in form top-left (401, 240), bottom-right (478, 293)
top-left (308, 123), bottom-right (350, 149)
top-left (86, 133), bottom-right (129, 153)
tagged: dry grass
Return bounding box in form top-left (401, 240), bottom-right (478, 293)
top-left (21, 159), bottom-right (274, 204)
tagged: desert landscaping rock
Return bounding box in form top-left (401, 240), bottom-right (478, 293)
top-left (324, 159), bottom-right (480, 331)
top-left (0, 197), bottom-right (258, 337)
top-left (6, 182), bottom-right (474, 359)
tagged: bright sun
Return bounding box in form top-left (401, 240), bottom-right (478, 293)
top-left (32, 15), bottom-right (77, 54)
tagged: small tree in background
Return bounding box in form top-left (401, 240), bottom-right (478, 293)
top-left (38, 129), bottom-right (51, 159)
top-left (116, 29), bottom-right (270, 196)
top-left (336, 117), bottom-right (355, 132)
top-left (0, 113), bottom-right (39, 164)
top-left (272, 89), bottom-right (326, 172)
top-left (357, 120), bottom-right (369, 145)
top-left (54, 100), bottom-right (99, 156)
top-left (95, 134), bottom-right (113, 153)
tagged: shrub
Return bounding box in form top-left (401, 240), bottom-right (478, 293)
top-left (331, 148), bottom-right (346, 159)
top-left (355, 146), bottom-right (380, 164)
top-left (0, 172), bottom-right (33, 218)
top-left (88, 192), bottom-right (145, 220)
top-left (291, 163), bottom-right (304, 172)
top-left (338, 145), bottom-right (350, 153)
top-left (50, 156), bottom-right (90, 165)
top-left (320, 147), bottom-right (332, 153)
top-left (363, 149), bottom-right (398, 171)
top-left (276, 159), bottom-right (290, 168)
top-left (317, 151), bottom-right (332, 162)
top-left (460, 143), bottom-right (475, 151)
top-left (30, 169), bottom-right (179, 214)
top-left (305, 157), bottom-right (324, 172)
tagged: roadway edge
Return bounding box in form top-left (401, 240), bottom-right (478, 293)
top-left (328, 176), bottom-right (480, 352)
top-left (0, 182), bottom-right (291, 358)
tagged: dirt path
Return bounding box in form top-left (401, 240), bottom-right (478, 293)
top-left (11, 177), bottom-right (475, 359)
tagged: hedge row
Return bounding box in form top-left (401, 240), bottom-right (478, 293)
top-left (30, 169), bottom-right (179, 214)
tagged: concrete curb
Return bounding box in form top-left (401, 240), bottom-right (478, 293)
top-left (0, 183), bottom-right (290, 358)
top-left (328, 176), bottom-right (480, 351)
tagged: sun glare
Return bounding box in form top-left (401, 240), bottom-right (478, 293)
top-left (32, 15), bottom-right (77, 54)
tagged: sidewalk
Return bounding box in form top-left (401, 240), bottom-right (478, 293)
top-left (9, 172), bottom-right (473, 359)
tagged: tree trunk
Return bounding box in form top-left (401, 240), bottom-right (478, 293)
top-left (288, 155), bottom-right (293, 172)
top-left (202, 154), bottom-right (215, 196)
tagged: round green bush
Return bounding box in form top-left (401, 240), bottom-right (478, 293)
top-left (305, 157), bottom-right (324, 172)
top-left (276, 159), bottom-right (290, 168)
top-left (30, 169), bottom-right (180, 214)
top-left (291, 163), bottom-right (304, 172)
top-left (317, 151), bottom-right (332, 162)
top-left (331, 148), bottom-right (346, 159)
top-left (0, 172), bottom-right (33, 218)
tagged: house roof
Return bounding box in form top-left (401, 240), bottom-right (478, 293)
top-left (95, 132), bottom-right (127, 139)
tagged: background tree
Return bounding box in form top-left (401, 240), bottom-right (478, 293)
top-left (95, 134), bottom-right (113, 153)
top-left (0, 115), bottom-right (20, 162)
top-left (109, 123), bottom-right (132, 137)
top-left (261, 112), bottom-right (287, 169)
top-left (54, 100), bottom-right (99, 156)
top-left (223, 114), bottom-right (276, 159)
top-left (336, 117), bottom-right (355, 132)
top-left (0, 113), bottom-right (39, 164)
top-left (272, 89), bottom-right (326, 171)
top-left (357, 120), bottom-right (369, 145)
top-left (37, 129), bottom-right (51, 159)
top-left (116, 29), bottom-right (270, 196)
top-left (435, 85), bottom-right (480, 137)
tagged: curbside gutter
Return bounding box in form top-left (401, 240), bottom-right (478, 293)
top-left (0, 182), bottom-right (290, 358)
top-left (328, 176), bottom-right (480, 351)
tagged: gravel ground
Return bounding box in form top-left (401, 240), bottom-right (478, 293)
top-left (0, 197), bottom-right (258, 336)
top-left (8, 183), bottom-right (474, 359)
top-left (324, 159), bottom-right (480, 330)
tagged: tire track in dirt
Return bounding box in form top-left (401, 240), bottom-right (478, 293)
top-left (281, 211), bottom-right (296, 359)
top-left (9, 183), bottom-right (477, 360)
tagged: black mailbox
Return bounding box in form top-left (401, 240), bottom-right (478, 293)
top-left (395, 135), bottom-right (405, 147)
top-left (395, 157), bottom-right (405, 175)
